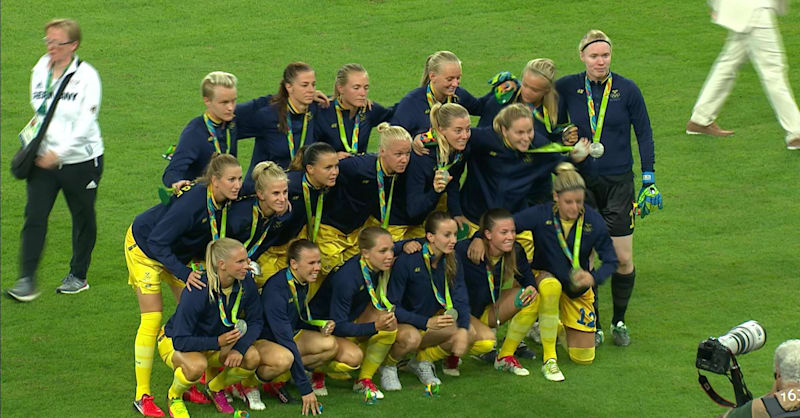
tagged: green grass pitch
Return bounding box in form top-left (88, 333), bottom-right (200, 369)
top-left (2, 1), bottom-right (799, 416)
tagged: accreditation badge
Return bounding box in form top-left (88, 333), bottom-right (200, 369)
top-left (18, 115), bottom-right (41, 147)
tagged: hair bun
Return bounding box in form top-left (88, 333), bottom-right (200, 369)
top-left (555, 162), bottom-right (576, 174)
top-left (376, 122), bottom-right (390, 133)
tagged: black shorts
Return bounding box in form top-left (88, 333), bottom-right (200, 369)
top-left (584, 172), bottom-right (635, 237)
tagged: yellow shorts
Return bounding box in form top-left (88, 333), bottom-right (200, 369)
top-left (317, 223), bottom-right (362, 277)
top-left (157, 326), bottom-right (221, 370)
top-left (480, 306), bottom-right (491, 326)
top-left (365, 217), bottom-right (425, 242)
top-left (464, 219), bottom-right (533, 261)
top-left (255, 225), bottom-right (309, 288)
top-left (560, 287), bottom-right (596, 333)
top-left (125, 226), bottom-right (185, 295)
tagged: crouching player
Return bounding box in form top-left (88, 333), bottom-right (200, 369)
top-left (308, 227), bottom-right (406, 399)
top-left (157, 238), bottom-right (263, 417)
top-left (513, 164), bottom-right (618, 381)
top-left (387, 211), bottom-right (495, 386)
top-left (460, 209), bottom-right (538, 376)
top-left (260, 239), bottom-right (363, 416)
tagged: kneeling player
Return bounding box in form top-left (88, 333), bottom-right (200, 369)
top-left (514, 164), bottom-right (618, 381)
top-left (157, 238), bottom-right (263, 417)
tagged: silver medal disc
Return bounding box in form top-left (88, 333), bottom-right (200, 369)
top-left (589, 142), bottom-right (605, 158)
top-left (235, 319), bottom-right (247, 335)
top-left (444, 308), bottom-right (458, 322)
top-left (249, 260), bottom-right (261, 277)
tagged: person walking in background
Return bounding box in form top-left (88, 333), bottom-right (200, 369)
top-left (686, 0), bottom-right (800, 150)
top-left (6, 18), bottom-right (104, 302)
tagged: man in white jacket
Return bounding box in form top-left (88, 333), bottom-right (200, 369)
top-left (6, 18), bottom-right (104, 302)
top-left (685, 0), bottom-right (800, 150)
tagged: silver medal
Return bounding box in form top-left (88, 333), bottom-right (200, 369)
top-left (235, 319), bottom-right (247, 335)
top-left (249, 260), bottom-right (261, 277)
top-left (589, 142), bottom-right (605, 158)
top-left (444, 308), bottom-right (458, 322)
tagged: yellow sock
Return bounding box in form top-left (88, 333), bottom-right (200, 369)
top-left (359, 330), bottom-right (397, 380)
top-left (383, 353), bottom-right (399, 366)
top-left (416, 345), bottom-right (449, 362)
top-left (135, 312), bottom-right (162, 399)
top-left (468, 339), bottom-right (496, 356)
top-left (273, 371), bottom-right (291, 383)
top-left (208, 366), bottom-right (253, 392)
top-left (241, 374), bottom-right (261, 388)
top-left (558, 322), bottom-right (568, 351)
top-left (569, 346), bottom-right (595, 365)
top-left (538, 278), bottom-right (562, 362)
top-left (168, 367), bottom-right (196, 400)
top-left (498, 301), bottom-right (538, 358)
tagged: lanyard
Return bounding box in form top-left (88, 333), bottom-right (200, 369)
top-left (286, 102), bottom-right (309, 159)
top-left (285, 269), bottom-right (327, 327)
top-left (425, 83), bottom-right (454, 109)
top-left (203, 113), bottom-right (231, 154)
top-left (435, 139), bottom-right (463, 172)
top-left (530, 104), bottom-right (552, 133)
top-left (38, 57), bottom-right (74, 115)
top-left (359, 257), bottom-right (393, 311)
top-left (584, 74), bottom-right (613, 144)
top-left (206, 185), bottom-right (228, 241)
top-left (334, 100), bottom-right (361, 154)
top-left (217, 283), bottom-right (243, 327)
top-left (552, 213), bottom-right (584, 270)
top-left (376, 158), bottom-right (396, 229)
top-left (485, 257), bottom-right (506, 306)
top-left (422, 243), bottom-right (453, 310)
top-left (302, 174), bottom-right (323, 242)
top-left (243, 201), bottom-right (271, 258)
top-left (524, 142), bottom-right (573, 154)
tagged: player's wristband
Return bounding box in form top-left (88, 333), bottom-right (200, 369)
top-left (642, 171), bottom-right (655, 185)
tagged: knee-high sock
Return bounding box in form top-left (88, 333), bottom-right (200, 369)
top-left (416, 345), bottom-right (449, 362)
top-left (383, 353), bottom-right (399, 367)
top-left (168, 367), bottom-right (197, 400)
top-left (359, 330), bottom-right (397, 380)
top-left (611, 269), bottom-right (635, 325)
top-left (498, 301), bottom-right (538, 358)
top-left (135, 312), bottom-right (162, 399)
top-left (273, 370), bottom-right (291, 383)
top-left (538, 278), bottom-right (562, 362)
top-left (208, 366), bottom-right (253, 392)
top-left (241, 373), bottom-right (261, 388)
top-left (327, 360), bottom-right (359, 374)
top-left (468, 339), bottom-right (496, 356)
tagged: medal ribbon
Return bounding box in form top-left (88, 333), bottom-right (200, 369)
top-left (376, 158), bottom-right (396, 229)
top-left (286, 102), bottom-right (309, 159)
top-left (552, 212), bottom-right (584, 270)
top-left (530, 104), bottom-right (552, 133)
top-left (203, 113), bottom-right (231, 154)
top-left (217, 283), bottom-right (243, 327)
top-left (334, 100), bottom-right (360, 154)
top-left (243, 201), bottom-right (271, 258)
top-left (485, 257), bottom-right (505, 306)
top-left (207, 185), bottom-right (228, 240)
top-left (436, 144), bottom-right (463, 172)
top-left (524, 142), bottom-right (573, 154)
top-left (285, 269), bottom-right (327, 327)
top-left (425, 83), bottom-right (454, 110)
top-left (422, 243), bottom-right (453, 310)
top-left (584, 73), bottom-right (613, 144)
top-left (302, 175), bottom-right (323, 242)
top-left (359, 257), bottom-right (393, 311)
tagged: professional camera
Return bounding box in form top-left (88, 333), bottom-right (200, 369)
top-left (696, 320), bottom-right (767, 408)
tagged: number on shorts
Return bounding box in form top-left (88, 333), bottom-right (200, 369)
top-left (577, 308), bottom-right (596, 328)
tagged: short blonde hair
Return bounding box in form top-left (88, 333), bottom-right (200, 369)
top-left (579, 29), bottom-right (612, 53)
top-left (492, 103), bottom-right (532, 138)
top-left (201, 71), bottom-right (238, 99)
top-left (376, 122), bottom-right (412, 150)
top-left (45, 18), bottom-right (81, 47)
top-left (252, 161), bottom-right (288, 195)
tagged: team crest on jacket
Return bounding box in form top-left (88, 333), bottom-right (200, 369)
top-left (362, 179), bottom-right (370, 184)
top-left (330, 123), bottom-right (338, 128)
top-left (577, 89), bottom-right (584, 94)
top-left (584, 223), bottom-right (593, 233)
top-left (610, 89), bottom-right (621, 99)
top-left (414, 267), bottom-right (421, 273)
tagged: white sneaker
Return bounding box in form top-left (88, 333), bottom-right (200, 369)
top-left (542, 358), bottom-right (565, 382)
top-left (353, 378), bottom-right (384, 399)
top-left (232, 384), bottom-right (266, 411)
top-left (379, 365), bottom-right (402, 391)
top-left (407, 359), bottom-right (441, 385)
top-left (527, 321), bottom-right (541, 344)
top-left (494, 355), bottom-right (530, 376)
top-left (308, 371), bottom-right (328, 396)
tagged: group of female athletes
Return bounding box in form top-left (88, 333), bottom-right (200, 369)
top-left (125, 28), bottom-right (662, 417)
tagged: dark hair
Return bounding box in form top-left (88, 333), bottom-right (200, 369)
top-left (423, 211), bottom-right (458, 284)
top-left (286, 238), bottom-right (319, 265)
top-left (358, 226), bottom-right (392, 251)
top-left (288, 142), bottom-right (337, 172)
top-left (479, 208), bottom-right (519, 282)
top-left (271, 62), bottom-right (314, 134)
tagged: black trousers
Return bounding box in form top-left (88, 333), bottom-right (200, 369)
top-left (20, 155), bottom-right (103, 280)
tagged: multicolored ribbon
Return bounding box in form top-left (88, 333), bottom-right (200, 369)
top-left (530, 104), bottom-right (552, 133)
top-left (376, 158), bottom-right (396, 229)
top-left (302, 175), bottom-right (323, 242)
top-left (425, 83), bottom-right (454, 109)
top-left (203, 113), bottom-right (232, 154)
top-left (422, 243), bottom-right (453, 310)
top-left (552, 212), bottom-right (584, 270)
top-left (584, 73), bottom-right (612, 145)
top-left (286, 101), bottom-right (309, 159)
top-left (286, 269), bottom-right (327, 327)
top-left (359, 257), bottom-right (393, 311)
top-left (243, 200), bottom-right (271, 258)
top-left (217, 284), bottom-right (243, 327)
top-left (206, 184), bottom-right (228, 240)
top-left (485, 257), bottom-right (506, 306)
top-left (334, 100), bottom-right (361, 154)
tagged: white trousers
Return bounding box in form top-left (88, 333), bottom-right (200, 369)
top-left (690, 8), bottom-right (800, 143)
